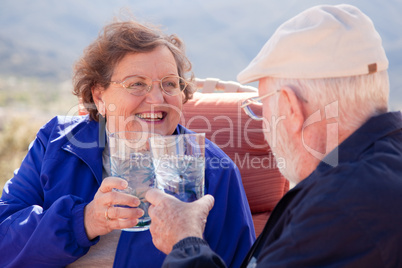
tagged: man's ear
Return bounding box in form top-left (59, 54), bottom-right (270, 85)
top-left (277, 86), bottom-right (305, 134)
top-left (92, 85), bottom-right (105, 116)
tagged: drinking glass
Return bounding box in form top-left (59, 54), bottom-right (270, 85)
top-left (149, 133), bottom-right (205, 202)
top-left (108, 131), bottom-right (159, 231)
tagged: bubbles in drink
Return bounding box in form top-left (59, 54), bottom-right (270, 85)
top-left (153, 155), bottom-right (205, 202)
top-left (110, 152), bottom-right (154, 231)
top-left (111, 152), bottom-right (154, 194)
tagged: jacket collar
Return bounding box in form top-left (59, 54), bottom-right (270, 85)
top-left (61, 116), bottom-right (106, 184)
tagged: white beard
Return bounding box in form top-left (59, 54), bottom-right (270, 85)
top-left (270, 118), bottom-right (302, 186)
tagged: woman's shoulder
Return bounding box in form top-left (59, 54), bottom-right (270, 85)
top-left (37, 115), bottom-right (94, 143)
top-left (46, 115), bottom-right (91, 128)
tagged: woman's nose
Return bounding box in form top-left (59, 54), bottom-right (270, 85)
top-left (145, 82), bottom-right (164, 103)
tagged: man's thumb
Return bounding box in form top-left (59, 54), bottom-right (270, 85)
top-left (196, 194), bottom-right (215, 213)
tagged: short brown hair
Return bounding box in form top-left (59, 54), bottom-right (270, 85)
top-left (73, 18), bottom-right (195, 121)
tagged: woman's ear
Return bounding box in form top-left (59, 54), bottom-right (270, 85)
top-left (92, 85), bottom-right (106, 116)
top-left (277, 86), bottom-right (305, 134)
top-left (181, 92), bottom-right (186, 104)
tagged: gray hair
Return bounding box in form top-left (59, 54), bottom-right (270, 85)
top-left (267, 71), bottom-right (389, 131)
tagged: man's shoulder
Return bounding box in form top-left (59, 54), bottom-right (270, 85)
top-left (296, 155), bottom-right (402, 213)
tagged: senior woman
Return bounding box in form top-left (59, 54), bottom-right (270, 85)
top-left (0, 18), bottom-right (255, 267)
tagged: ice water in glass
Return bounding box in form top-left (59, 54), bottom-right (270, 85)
top-left (108, 131), bottom-right (158, 232)
top-left (150, 133), bottom-right (206, 203)
top-left (153, 154), bottom-right (205, 202)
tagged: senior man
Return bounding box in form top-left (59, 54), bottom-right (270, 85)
top-left (146, 4), bottom-right (402, 267)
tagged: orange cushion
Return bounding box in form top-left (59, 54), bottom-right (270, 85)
top-left (182, 92), bottom-right (288, 214)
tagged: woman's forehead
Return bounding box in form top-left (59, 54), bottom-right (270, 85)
top-left (113, 48), bottom-right (178, 79)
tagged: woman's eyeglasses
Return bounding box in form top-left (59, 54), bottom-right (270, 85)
top-left (110, 75), bottom-right (188, 96)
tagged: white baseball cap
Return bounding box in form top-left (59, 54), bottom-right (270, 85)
top-left (237, 4), bottom-right (389, 84)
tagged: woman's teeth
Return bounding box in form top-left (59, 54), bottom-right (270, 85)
top-left (136, 112), bottom-right (164, 121)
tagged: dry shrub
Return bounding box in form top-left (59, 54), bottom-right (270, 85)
top-left (0, 114), bottom-right (47, 194)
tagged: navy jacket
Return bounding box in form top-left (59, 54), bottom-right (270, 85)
top-left (0, 115), bottom-right (255, 267)
top-left (163, 111), bottom-right (402, 268)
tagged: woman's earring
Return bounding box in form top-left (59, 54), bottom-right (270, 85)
top-left (98, 111), bottom-right (106, 148)
top-left (98, 100), bottom-right (106, 116)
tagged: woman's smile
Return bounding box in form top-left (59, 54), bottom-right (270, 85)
top-left (135, 111), bottom-right (166, 122)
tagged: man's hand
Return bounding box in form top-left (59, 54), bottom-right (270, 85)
top-left (146, 188), bottom-right (215, 254)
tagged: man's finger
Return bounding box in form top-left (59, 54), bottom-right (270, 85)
top-left (145, 188), bottom-right (171, 206)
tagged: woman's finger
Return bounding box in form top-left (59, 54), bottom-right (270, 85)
top-left (99, 177), bottom-right (128, 194)
top-left (106, 206), bottom-right (144, 220)
top-left (102, 191), bottom-right (141, 208)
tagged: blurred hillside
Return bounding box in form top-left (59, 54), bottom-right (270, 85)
top-left (0, 0), bottom-right (401, 191)
top-left (0, 0), bottom-right (401, 108)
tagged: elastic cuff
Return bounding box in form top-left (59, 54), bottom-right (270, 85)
top-left (173, 236), bottom-right (209, 250)
top-left (72, 202), bottom-right (99, 247)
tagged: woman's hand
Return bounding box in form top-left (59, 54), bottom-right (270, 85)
top-left (146, 188), bottom-right (215, 254)
top-left (84, 177), bottom-right (144, 240)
